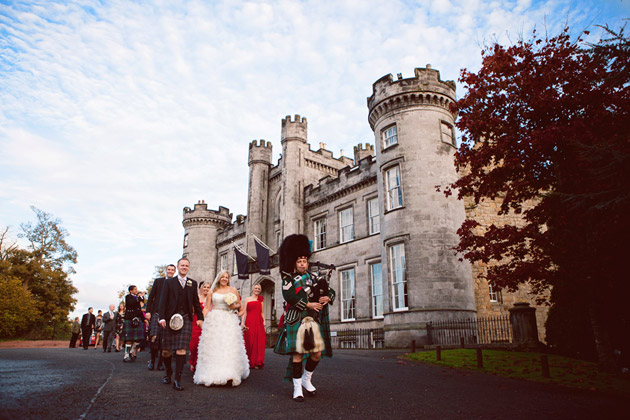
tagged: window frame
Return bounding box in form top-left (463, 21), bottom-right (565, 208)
top-left (370, 262), bottom-right (384, 319)
top-left (385, 165), bottom-right (403, 211)
top-left (440, 120), bottom-right (456, 146)
top-left (389, 243), bottom-right (408, 311)
top-left (340, 268), bottom-right (356, 321)
top-left (382, 124), bottom-right (398, 149)
top-left (220, 253), bottom-right (228, 272)
top-left (338, 207), bottom-right (354, 243)
top-left (313, 218), bottom-right (327, 251)
top-left (367, 198), bottom-right (380, 235)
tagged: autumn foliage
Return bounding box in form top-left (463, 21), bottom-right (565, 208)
top-left (446, 26), bottom-right (630, 367)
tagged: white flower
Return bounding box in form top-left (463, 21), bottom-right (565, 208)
top-left (224, 293), bottom-right (237, 306)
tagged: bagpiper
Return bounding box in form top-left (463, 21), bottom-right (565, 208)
top-left (273, 234), bottom-right (336, 402)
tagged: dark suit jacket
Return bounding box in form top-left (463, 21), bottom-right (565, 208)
top-left (102, 311), bottom-right (118, 332)
top-left (81, 313), bottom-right (95, 331)
top-left (158, 277), bottom-right (204, 324)
top-left (146, 277), bottom-right (167, 314)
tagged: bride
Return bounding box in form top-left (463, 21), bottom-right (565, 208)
top-left (193, 270), bottom-right (250, 386)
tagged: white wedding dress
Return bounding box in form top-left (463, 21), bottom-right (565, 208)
top-left (193, 292), bottom-right (250, 386)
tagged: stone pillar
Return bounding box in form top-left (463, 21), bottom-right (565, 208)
top-left (509, 302), bottom-right (541, 349)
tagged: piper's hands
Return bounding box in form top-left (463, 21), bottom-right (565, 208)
top-left (319, 296), bottom-right (331, 305)
top-left (159, 320), bottom-right (166, 328)
top-left (307, 302), bottom-right (323, 312)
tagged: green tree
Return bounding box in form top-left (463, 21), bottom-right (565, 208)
top-left (0, 274), bottom-right (39, 337)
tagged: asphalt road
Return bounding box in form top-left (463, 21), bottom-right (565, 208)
top-left (0, 347), bottom-right (626, 420)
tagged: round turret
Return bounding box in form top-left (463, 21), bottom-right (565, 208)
top-left (247, 140), bottom-right (273, 252)
top-left (182, 201), bottom-right (232, 284)
top-left (367, 66), bottom-right (475, 347)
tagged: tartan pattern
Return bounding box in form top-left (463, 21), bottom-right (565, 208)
top-left (123, 319), bottom-right (145, 342)
top-left (161, 316), bottom-right (193, 352)
top-left (149, 313), bottom-right (161, 337)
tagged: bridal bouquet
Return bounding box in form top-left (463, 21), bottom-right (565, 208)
top-left (224, 292), bottom-right (237, 306)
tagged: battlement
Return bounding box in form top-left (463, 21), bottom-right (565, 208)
top-left (367, 66), bottom-right (457, 129)
top-left (353, 143), bottom-right (374, 163)
top-left (249, 139), bottom-right (273, 165)
top-left (183, 201), bottom-right (232, 228)
top-left (281, 114), bottom-right (307, 143)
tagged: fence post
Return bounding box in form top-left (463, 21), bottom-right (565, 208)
top-left (541, 355), bottom-right (550, 378)
top-left (411, 340), bottom-right (416, 353)
top-left (436, 345), bottom-right (441, 361)
top-left (460, 336), bottom-right (465, 348)
top-left (476, 348), bottom-right (483, 368)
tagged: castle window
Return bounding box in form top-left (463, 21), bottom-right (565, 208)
top-left (370, 262), bottom-right (384, 318)
top-left (368, 198), bottom-right (380, 235)
top-left (382, 124), bottom-right (398, 148)
top-left (489, 283), bottom-right (501, 303)
top-left (385, 166), bottom-right (403, 210)
top-left (313, 218), bottom-right (326, 250)
top-left (389, 243), bottom-right (408, 311)
top-left (339, 207), bottom-right (354, 243)
top-left (441, 121), bottom-right (455, 146)
top-left (220, 253), bottom-right (228, 272)
top-left (340, 268), bottom-right (356, 321)
top-left (183, 233), bottom-right (189, 248)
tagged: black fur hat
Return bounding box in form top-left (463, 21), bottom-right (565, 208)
top-left (279, 234), bottom-right (311, 273)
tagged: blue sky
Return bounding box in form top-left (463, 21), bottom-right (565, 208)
top-left (1, 0), bottom-right (627, 319)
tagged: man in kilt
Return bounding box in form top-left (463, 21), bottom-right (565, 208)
top-left (158, 257), bottom-right (204, 391)
top-left (146, 263), bottom-right (175, 370)
top-left (122, 285), bottom-right (146, 362)
top-left (273, 234), bottom-right (336, 402)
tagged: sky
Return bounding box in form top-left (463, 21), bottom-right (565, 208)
top-left (1, 0), bottom-right (627, 320)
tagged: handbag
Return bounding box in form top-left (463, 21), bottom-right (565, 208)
top-left (169, 313), bottom-right (184, 331)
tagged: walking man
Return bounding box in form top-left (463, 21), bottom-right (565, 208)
top-left (80, 307), bottom-right (95, 350)
top-left (69, 317), bottom-right (81, 348)
top-left (158, 257), bottom-right (204, 391)
top-left (146, 264), bottom-right (176, 370)
top-left (102, 304), bottom-right (118, 352)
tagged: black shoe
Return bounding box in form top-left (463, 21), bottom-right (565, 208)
top-left (107, 349), bottom-right (112, 353)
top-left (163, 375), bottom-right (171, 385)
top-left (293, 395), bottom-right (304, 402)
top-left (157, 364), bottom-right (164, 371)
top-left (147, 361), bottom-right (154, 370)
top-left (173, 380), bottom-right (184, 391)
top-left (123, 356), bottom-right (131, 363)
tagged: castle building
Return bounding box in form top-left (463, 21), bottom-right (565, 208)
top-left (181, 66), bottom-right (547, 347)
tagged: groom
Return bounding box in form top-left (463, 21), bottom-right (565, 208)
top-left (158, 257), bottom-right (204, 391)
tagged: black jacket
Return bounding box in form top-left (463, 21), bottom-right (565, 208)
top-left (146, 277), bottom-right (167, 314)
top-left (158, 277), bottom-right (204, 324)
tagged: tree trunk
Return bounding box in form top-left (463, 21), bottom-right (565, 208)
top-left (588, 302), bottom-right (616, 372)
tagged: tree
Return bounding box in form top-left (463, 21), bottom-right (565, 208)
top-left (445, 25), bottom-right (630, 370)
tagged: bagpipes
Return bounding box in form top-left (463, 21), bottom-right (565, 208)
top-left (296, 262), bottom-right (335, 354)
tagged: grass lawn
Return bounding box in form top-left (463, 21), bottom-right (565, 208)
top-left (405, 348), bottom-right (630, 395)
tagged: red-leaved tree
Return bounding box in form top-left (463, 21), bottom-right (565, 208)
top-left (445, 25), bottom-right (630, 370)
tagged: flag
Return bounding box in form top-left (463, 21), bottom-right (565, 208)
top-left (254, 236), bottom-right (271, 275)
top-left (234, 246), bottom-right (249, 280)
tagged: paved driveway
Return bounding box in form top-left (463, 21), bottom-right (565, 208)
top-left (0, 348), bottom-right (625, 419)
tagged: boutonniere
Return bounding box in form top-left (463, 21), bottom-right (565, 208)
top-left (186, 280), bottom-right (192, 287)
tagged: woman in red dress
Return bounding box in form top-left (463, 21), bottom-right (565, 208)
top-left (241, 284), bottom-right (266, 369)
top-left (189, 280), bottom-right (211, 372)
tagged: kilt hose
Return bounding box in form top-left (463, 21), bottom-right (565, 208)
top-left (123, 319), bottom-right (145, 342)
top-left (161, 315), bottom-right (193, 352)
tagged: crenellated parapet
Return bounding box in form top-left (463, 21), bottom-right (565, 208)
top-left (367, 66), bottom-right (456, 130)
top-left (353, 143), bottom-right (374, 163)
top-left (281, 114), bottom-right (307, 143)
top-left (182, 201), bottom-right (232, 229)
top-left (249, 139), bottom-right (273, 166)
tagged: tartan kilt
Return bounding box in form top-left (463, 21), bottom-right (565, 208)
top-left (149, 313), bottom-right (161, 338)
top-left (274, 306), bottom-right (332, 357)
top-left (123, 319), bottom-right (145, 342)
top-left (161, 315), bottom-right (193, 352)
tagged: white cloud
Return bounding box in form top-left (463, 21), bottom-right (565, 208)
top-left (0, 0), bottom-right (624, 317)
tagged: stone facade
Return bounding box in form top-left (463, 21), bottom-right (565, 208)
top-left (181, 66), bottom-right (548, 348)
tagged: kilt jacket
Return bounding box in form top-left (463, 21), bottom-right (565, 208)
top-left (158, 276), bottom-right (204, 324)
top-left (146, 276), bottom-right (168, 315)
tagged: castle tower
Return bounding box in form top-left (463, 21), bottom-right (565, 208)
top-left (353, 143), bottom-right (374, 163)
top-left (280, 115), bottom-right (308, 236)
top-left (367, 66), bottom-right (476, 347)
top-left (246, 140), bottom-right (273, 252)
top-left (182, 202), bottom-right (232, 284)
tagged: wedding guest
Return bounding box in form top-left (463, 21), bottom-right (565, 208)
top-left (146, 264), bottom-right (175, 371)
top-left (115, 302), bottom-right (125, 351)
top-left (241, 283), bottom-right (266, 369)
top-left (69, 317), bottom-right (81, 348)
top-left (193, 270), bottom-right (249, 387)
top-left (80, 307), bottom-right (95, 350)
top-left (123, 285), bottom-right (146, 362)
top-left (190, 280), bottom-right (212, 372)
top-left (93, 310), bottom-right (103, 349)
top-left (102, 304), bottom-right (118, 352)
